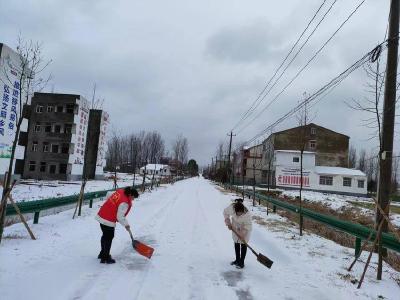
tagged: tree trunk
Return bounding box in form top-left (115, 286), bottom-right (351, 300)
top-left (0, 116), bottom-right (24, 243)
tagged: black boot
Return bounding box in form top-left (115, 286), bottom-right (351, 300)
top-left (236, 244), bottom-right (247, 269)
top-left (231, 243), bottom-right (240, 266)
top-left (100, 255), bottom-right (116, 264)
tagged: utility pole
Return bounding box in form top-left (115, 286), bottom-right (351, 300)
top-left (215, 156), bottom-right (218, 181)
top-left (376, 0), bottom-right (399, 280)
top-left (227, 131), bottom-right (236, 186)
top-left (211, 158), bottom-right (214, 179)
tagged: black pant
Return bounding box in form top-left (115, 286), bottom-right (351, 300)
top-left (234, 242), bottom-right (247, 263)
top-left (100, 224), bottom-right (115, 259)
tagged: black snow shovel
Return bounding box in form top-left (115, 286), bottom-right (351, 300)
top-left (127, 228), bottom-right (154, 259)
top-left (231, 227), bottom-right (273, 269)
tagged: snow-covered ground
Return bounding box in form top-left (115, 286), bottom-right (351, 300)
top-left (1, 178), bottom-right (399, 300)
top-left (1, 172), bottom-right (152, 203)
top-left (237, 185), bottom-right (400, 227)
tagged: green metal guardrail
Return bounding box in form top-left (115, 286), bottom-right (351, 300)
top-left (225, 184), bottom-right (400, 254)
top-left (4, 177), bottom-right (187, 224)
top-left (5, 187), bottom-right (131, 224)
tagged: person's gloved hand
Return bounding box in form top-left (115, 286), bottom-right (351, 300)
top-left (227, 224), bottom-right (232, 230)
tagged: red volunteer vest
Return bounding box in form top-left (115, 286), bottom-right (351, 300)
top-left (97, 189), bottom-right (132, 223)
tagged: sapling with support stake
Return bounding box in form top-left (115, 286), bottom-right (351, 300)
top-left (72, 178), bottom-right (87, 219)
top-left (0, 180), bottom-right (36, 240)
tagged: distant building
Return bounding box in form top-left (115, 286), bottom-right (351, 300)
top-left (242, 144), bottom-right (263, 184)
top-left (0, 43), bottom-right (29, 179)
top-left (139, 164), bottom-right (171, 176)
top-left (258, 123), bottom-right (350, 186)
top-left (274, 150), bottom-right (367, 196)
top-left (262, 123), bottom-right (349, 169)
top-left (83, 109), bottom-right (109, 179)
top-left (22, 92), bottom-right (108, 180)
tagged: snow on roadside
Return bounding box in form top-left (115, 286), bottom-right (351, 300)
top-left (237, 185), bottom-right (400, 228)
top-left (1, 172), bottom-right (152, 203)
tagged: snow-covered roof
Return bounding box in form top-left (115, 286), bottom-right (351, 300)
top-left (275, 150), bottom-right (316, 155)
top-left (314, 166), bottom-right (366, 177)
top-left (140, 164), bottom-right (169, 170)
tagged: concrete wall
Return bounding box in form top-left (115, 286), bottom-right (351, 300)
top-left (275, 150), bottom-right (315, 169)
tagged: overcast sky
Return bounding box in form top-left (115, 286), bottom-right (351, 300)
top-left (0, 0), bottom-right (398, 165)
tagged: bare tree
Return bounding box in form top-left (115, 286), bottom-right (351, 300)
top-left (347, 58), bottom-right (400, 279)
top-left (358, 149), bottom-right (367, 172)
top-left (349, 145), bottom-right (357, 168)
top-left (172, 134), bottom-right (189, 175)
top-left (0, 37), bottom-right (51, 242)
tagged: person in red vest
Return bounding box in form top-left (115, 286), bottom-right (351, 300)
top-left (95, 187), bottom-right (139, 264)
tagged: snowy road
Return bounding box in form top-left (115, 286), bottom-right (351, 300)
top-left (1, 178), bottom-right (399, 300)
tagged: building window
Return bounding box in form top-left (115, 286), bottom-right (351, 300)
top-left (61, 143), bottom-right (69, 154)
top-left (36, 105), bottom-right (43, 113)
top-left (64, 124), bottom-right (72, 134)
top-left (56, 105), bottom-right (64, 113)
top-left (44, 123), bottom-right (52, 132)
top-left (49, 164), bottom-right (57, 174)
top-left (43, 142), bottom-right (49, 152)
top-left (53, 124), bottom-right (62, 133)
top-left (51, 144), bottom-right (59, 153)
top-left (47, 105), bottom-right (54, 113)
top-left (59, 164), bottom-right (67, 174)
top-left (29, 161), bottom-right (36, 171)
top-left (293, 157), bottom-right (300, 163)
top-left (31, 142), bottom-right (38, 152)
top-left (34, 123), bottom-right (41, 132)
top-left (311, 127), bottom-right (317, 135)
top-left (320, 176), bottom-right (333, 186)
top-left (358, 180), bottom-right (365, 188)
top-left (66, 104), bottom-right (75, 114)
top-left (310, 140), bottom-right (316, 150)
top-left (343, 177), bottom-right (352, 187)
top-left (40, 162), bottom-right (46, 173)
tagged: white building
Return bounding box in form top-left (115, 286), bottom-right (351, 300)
top-left (275, 150), bottom-right (367, 196)
top-left (140, 164), bottom-right (171, 176)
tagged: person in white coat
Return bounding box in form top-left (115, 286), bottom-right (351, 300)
top-left (223, 198), bottom-right (252, 268)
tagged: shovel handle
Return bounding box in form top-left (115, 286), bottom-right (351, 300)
top-left (127, 227), bottom-right (135, 242)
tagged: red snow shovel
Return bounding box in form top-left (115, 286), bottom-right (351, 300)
top-left (127, 228), bottom-right (154, 259)
top-left (231, 227), bottom-right (273, 269)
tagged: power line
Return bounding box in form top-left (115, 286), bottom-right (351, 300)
top-left (230, 0), bottom-right (330, 132)
top-left (236, 0), bottom-right (367, 135)
top-left (236, 41), bottom-right (388, 151)
top-left (233, 0), bottom-right (338, 132)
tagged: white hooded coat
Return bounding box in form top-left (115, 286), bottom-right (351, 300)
top-left (223, 203), bottom-right (252, 244)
